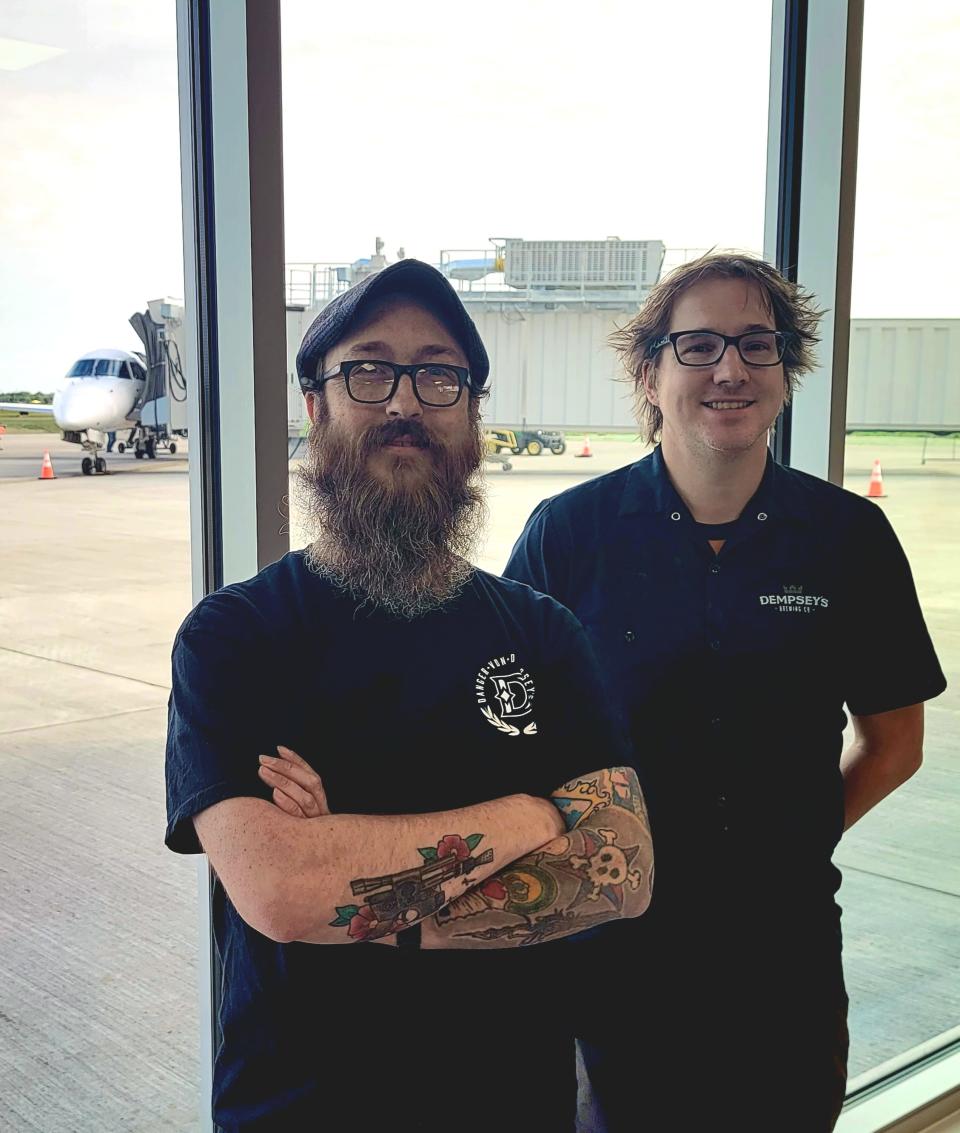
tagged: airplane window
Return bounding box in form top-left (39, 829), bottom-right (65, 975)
top-left (94, 358), bottom-right (124, 377)
top-left (68, 359), bottom-right (97, 377)
top-left (131, 363), bottom-right (146, 381)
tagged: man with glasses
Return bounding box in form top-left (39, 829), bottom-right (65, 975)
top-left (505, 253), bottom-right (945, 1131)
top-left (164, 259), bottom-right (653, 1132)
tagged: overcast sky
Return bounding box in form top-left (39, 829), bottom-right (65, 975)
top-left (2, 0), bottom-right (958, 392)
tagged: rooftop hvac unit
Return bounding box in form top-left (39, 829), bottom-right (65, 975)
top-left (503, 239), bottom-right (664, 291)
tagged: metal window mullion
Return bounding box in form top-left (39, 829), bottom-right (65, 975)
top-left (769, 0), bottom-right (809, 467)
top-left (176, 2), bottom-right (288, 1130)
top-left (764, 0), bottom-right (862, 484)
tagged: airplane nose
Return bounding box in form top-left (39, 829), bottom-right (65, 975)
top-left (54, 386), bottom-right (127, 432)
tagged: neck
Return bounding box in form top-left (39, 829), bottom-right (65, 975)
top-left (659, 432), bottom-right (769, 524)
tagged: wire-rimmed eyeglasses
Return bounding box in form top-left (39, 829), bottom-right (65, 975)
top-left (318, 360), bottom-right (470, 407)
top-left (649, 330), bottom-right (791, 368)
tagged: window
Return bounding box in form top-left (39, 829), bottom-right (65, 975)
top-left (280, 0), bottom-right (774, 572)
top-left (0, 3), bottom-right (195, 1129)
top-left (837, 0), bottom-right (960, 1096)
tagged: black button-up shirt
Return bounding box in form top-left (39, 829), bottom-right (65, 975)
top-left (505, 447), bottom-right (946, 942)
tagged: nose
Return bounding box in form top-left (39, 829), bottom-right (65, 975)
top-left (385, 373), bottom-right (424, 419)
top-left (711, 342), bottom-right (750, 384)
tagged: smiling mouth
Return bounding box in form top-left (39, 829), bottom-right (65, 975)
top-left (703, 400), bottom-right (755, 410)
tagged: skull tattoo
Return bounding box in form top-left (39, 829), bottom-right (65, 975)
top-left (569, 828), bottom-right (643, 899)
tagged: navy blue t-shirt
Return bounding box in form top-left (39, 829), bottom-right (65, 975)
top-left (505, 447), bottom-right (946, 945)
top-left (165, 552), bottom-right (628, 1129)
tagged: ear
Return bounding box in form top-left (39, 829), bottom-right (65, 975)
top-left (305, 392), bottom-right (318, 424)
top-left (641, 360), bottom-right (660, 407)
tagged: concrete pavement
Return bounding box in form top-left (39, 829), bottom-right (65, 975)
top-left (0, 432), bottom-right (957, 1128)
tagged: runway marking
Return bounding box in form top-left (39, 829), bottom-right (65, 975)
top-left (1, 703), bottom-right (165, 737)
top-left (837, 863), bottom-right (960, 902)
top-left (0, 645), bottom-right (170, 691)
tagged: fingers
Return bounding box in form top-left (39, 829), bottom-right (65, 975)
top-left (258, 748), bottom-right (330, 817)
top-left (276, 745), bottom-right (310, 768)
top-left (258, 762), bottom-right (323, 817)
top-left (271, 786), bottom-right (306, 818)
top-left (274, 746), bottom-right (330, 815)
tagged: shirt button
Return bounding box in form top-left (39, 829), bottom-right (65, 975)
top-left (718, 794), bottom-right (727, 808)
top-left (710, 639), bottom-right (721, 651)
top-left (711, 717), bottom-right (721, 727)
top-left (624, 630), bottom-right (636, 643)
top-left (670, 511), bottom-right (681, 521)
top-left (757, 512), bottom-right (768, 521)
top-left (710, 564), bottom-right (720, 575)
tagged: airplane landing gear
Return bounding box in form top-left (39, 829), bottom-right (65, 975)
top-left (82, 457), bottom-right (93, 475)
top-left (95, 457), bottom-right (107, 474)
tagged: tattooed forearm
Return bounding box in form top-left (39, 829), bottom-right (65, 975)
top-left (422, 767), bottom-right (653, 949)
top-left (329, 834), bottom-right (493, 941)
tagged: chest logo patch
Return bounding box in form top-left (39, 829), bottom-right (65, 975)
top-left (475, 653), bottom-right (538, 737)
top-left (758, 583), bottom-right (830, 613)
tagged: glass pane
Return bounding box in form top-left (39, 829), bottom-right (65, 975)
top-left (281, 0), bottom-right (774, 569)
top-left (840, 1), bottom-right (960, 1089)
top-left (0, 3), bottom-right (197, 1128)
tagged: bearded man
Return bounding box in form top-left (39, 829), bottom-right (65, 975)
top-left (164, 260), bottom-right (653, 1133)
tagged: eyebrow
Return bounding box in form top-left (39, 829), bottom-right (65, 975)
top-left (678, 324), bottom-right (777, 335)
top-left (345, 341), bottom-right (462, 360)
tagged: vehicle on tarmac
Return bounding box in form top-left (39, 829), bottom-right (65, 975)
top-left (484, 427), bottom-right (566, 456)
top-left (483, 435), bottom-right (513, 471)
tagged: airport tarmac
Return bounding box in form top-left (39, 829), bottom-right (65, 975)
top-left (1, 430), bottom-right (958, 1130)
top-left (0, 431), bottom-right (188, 481)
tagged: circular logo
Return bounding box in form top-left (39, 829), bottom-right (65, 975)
top-left (475, 653), bottom-right (537, 737)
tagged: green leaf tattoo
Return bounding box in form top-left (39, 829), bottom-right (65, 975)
top-left (465, 833), bottom-right (484, 851)
top-left (330, 904), bottom-right (360, 927)
top-left (418, 846), bottom-right (438, 861)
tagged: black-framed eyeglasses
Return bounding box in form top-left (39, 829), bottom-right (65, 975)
top-left (318, 360), bottom-right (469, 407)
top-left (649, 330), bottom-right (791, 368)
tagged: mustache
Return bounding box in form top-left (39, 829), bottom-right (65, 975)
top-left (359, 417), bottom-right (437, 453)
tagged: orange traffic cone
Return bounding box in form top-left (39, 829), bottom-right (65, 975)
top-left (865, 458), bottom-right (886, 498)
top-left (575, 435), bottom-right (593, 458)
top-left (38, 450), bottom-right (56, 480)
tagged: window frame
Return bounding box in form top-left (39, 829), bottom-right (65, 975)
top-left (175, 0), bottom-right (960, 1128)
top-left (766, 2), bottom-right (960, 1127)
top-left (176, 1), bottom-right (288, 1129)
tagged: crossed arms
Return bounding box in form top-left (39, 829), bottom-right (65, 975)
top-left (193, 748), bottom-right (653, 948)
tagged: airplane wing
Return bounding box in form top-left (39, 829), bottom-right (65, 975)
top-left (0, 402), bottom-right (55, 415)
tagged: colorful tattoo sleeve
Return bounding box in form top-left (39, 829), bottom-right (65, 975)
top-left (329, 834), bottom-right (493, 941)
top-left (429, 767), bottom-right (653, 947)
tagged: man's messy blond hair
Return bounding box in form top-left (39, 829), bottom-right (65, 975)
top-left (610, 252), bottom-right (824, 444)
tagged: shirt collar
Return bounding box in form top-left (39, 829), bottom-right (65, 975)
top-left (618, 444), bottom-right (818, 527)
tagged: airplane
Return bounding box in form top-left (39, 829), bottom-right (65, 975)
top-left (0, 347), bottom-right (181, 475)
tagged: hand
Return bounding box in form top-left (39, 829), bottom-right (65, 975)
top-left (257, 746), bottom-right (400, 947)
top-left (257, 745), bottom-right (330, 819)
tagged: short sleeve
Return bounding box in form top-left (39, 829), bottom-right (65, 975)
top-left (841, 504), bottom-right (946, 717)
top-left (164, 596), bottom-right (275, 854)
top-left (503, 499), bottom-right (573, 607)
top-left (529, 601), bottom-right (633, 795)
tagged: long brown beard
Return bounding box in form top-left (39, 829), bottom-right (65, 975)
top-left (295, 409), bottom-right (487, 618)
